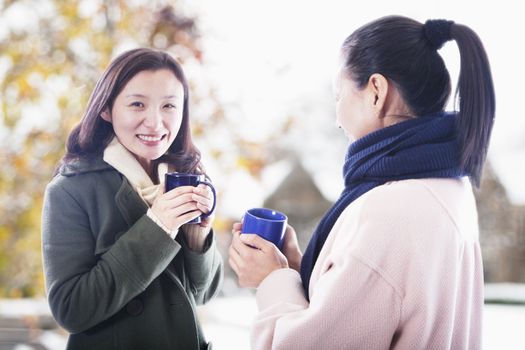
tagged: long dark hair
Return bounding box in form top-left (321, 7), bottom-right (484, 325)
top-left (58, 48), bottom-right (203, 177)
top-left (341, 15), bottom-right (495, 186)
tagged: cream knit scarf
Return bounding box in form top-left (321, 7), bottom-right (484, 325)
top-left (103, 137), bottom-right (168, 206)
top-left (103, 137), bottom-right (208, 251)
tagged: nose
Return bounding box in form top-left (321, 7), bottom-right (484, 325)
top-left (142, 108), bottom-right (162, 130)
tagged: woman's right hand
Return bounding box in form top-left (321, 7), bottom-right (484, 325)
top-left (231, 222), bottom-right (303, 273)
top-left (151, 186), bottom-right (201, 231)
top-left (281, 225), bottom-right (303, 272)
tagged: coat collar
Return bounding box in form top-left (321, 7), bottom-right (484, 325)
top-left (59, 156), bottom-right (113, 176)
top-left (59, 156), bottom-right (149, 228)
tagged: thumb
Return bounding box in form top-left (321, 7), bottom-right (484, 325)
top-left (232, 222), bottom-right (242, 232)
top-left (159, 181), bottom-right (167, 194)
top-left (283, 225), bottom-right (297, 244)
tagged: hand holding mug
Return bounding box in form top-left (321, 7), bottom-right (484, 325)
top-left (150, 172), bottom-right (217, 232)
top-left (228, 208), bottom-right (291, 288)
top-left (165, 172), bottom-right (217, 224)
top-left (280, 225), bottom-right (302, 273)
top-left (229, 223), bottom-right (288, 288)
top-left (190, 183), bottom-right (216, 229)
top-left (241, 208), bottom-right (288, 249)
top-left (150, 186), bottom-right (202, 231)
top-left (181, 184), bottom-right (216, 243)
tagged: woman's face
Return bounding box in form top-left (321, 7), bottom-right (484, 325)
top-left (333, 66), bottom-right (382, 142)
top-left (102, 69), bottom-right (185, 170)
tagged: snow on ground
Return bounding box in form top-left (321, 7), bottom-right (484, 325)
top-left (199, 295), bottom-right (525, 350)
top-left (0, 284), bottom-right (524, 349)
top-left (483, 303), bottom-right (525, 349)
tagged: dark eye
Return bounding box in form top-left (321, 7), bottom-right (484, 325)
top-left (130, 101), bottom-right (144, 108)
top-left (164, 103), bottom-right (176, 109)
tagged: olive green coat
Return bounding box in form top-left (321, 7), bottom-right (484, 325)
top-left (41, 157), bottom-right (223, 350)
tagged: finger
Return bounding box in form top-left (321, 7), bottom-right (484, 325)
top-left (192, 193), bottom-right (213, 209)
top-left (228, 243), bottom-right (245, 269)
top-left (228, 256), bottom-right (239, 274)
top-left (166, 202), bottom-right (200, 218)
top-left (231, 232), bottom-right (254, 255)
top-left (193, 188), bottom-right (213, 206)
top-left (178, 209), bottom-right (202, 225)
top-left (195, 201), bottom-right (213, 214)
top-left (194, 184), bottom-right (209, 193)
top-left (230, 230), bottom-right (242, 249)
top-left (283, 224), bottom-right (296, 244)
top-left (234, 233), bottom-right (262, 252)
top-left (232, 229), bottom-right (241, 238)
top-left (161, 193), bottom-right (195, 210)
top-left (228, 239), bottom-right (239, 257)
top-left (240, 233), bottom-right (274, 252)
top-left (228, 241), bottom-right (241, 260)
top-left (232, 222), bottom-right (242, 232)
top-left (164, 186), bottom-right (195, 199)
top-left (228, 255), bottom-right (244, 280)
top-left (200, 214), bottom-right (214, 227)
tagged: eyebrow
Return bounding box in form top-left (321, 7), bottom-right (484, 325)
top-left (125, 94), bottom-right (179, 99)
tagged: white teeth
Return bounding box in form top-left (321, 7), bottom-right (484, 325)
top-left (138, 135), bottom-right (163, 142)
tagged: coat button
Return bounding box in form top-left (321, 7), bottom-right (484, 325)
top-left (126, 299), bottom-right (143, 316)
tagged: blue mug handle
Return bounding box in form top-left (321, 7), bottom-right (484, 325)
top-left (197, 180), bottom-right (216, 217)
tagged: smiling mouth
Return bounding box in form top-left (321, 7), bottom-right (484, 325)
top-left (137, 134), bottom-right (166, 142)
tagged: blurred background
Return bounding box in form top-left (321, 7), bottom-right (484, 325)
top-left (0, 0), bottom-right (524, 349)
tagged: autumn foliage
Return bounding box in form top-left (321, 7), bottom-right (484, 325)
top-left (0, 1), bottom-right (208, 297)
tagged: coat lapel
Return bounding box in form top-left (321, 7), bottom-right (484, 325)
top-left (115, 178), bottom-right (149, 228)
top-left (114, 177), bottom-right (187, 287)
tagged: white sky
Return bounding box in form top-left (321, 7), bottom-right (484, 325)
top-left (185, 0), bottom-right (525, 205)
top-left (1, 0), bottom-right (523, 205)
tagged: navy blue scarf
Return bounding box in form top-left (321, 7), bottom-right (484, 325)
top-left (299, 112), bottom-right (467, 299)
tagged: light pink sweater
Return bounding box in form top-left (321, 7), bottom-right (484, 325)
top-left (252, 178), bottom-right (483, 349)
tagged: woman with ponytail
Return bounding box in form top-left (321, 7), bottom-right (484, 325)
top-left (229, 15), bottom-right (494, 349)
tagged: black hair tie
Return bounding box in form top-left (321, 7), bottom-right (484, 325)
top-left (423, 19), bottom-right (454, 50)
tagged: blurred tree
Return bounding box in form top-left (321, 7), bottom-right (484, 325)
top-left (0, 0), bottom-right (298, 298)
top-left (0, 0), bottom-right (218, 298)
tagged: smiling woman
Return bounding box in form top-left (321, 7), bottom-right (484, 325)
top-left (41, 48), bottom-right (223, 350)
top-left (100, 69), bottom-right (185, 176)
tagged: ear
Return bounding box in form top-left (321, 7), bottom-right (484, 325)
top-left (367, 73), bottom-right (389, 118)
top-left (100, 108), bottom-right (112, 123)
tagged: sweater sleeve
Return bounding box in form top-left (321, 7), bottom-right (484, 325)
top-left (42, 179), bottom-right (181, 334)
top-left (178, 230), bottom-right (224, 305)
top-left (252, 255), bottom-right (402, 350)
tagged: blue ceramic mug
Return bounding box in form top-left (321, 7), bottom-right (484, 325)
top-left (241, 208), bottom-right (287, 249)
top-left (165, 172), bottom-right (217, 224)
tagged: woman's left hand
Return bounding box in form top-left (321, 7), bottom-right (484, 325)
top-left (229, 223), bottom-right (289, 288)
top-left (181, 184), bottom-right (215, 251)
top-left (185, 184), bottom-right (215, 231)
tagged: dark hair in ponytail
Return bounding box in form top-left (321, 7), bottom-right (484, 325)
top-left (450, 24), bottom-right (495, 186)
top-left (341, 15), bottom-right (495, 186)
